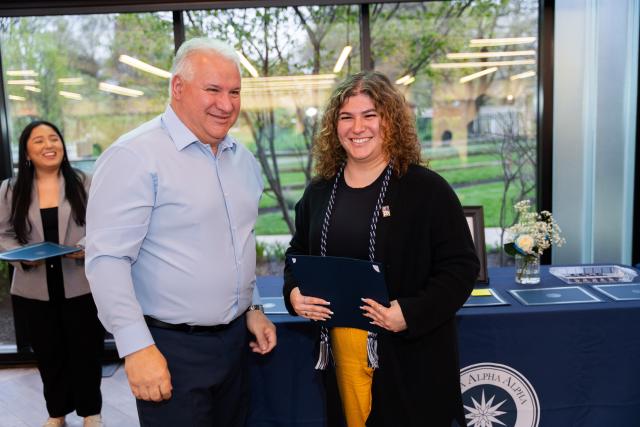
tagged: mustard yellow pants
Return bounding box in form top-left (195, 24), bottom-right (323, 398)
top-left (330, 327), bottom-right (373, 427)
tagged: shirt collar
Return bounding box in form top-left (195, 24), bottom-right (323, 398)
top-left (161, 105), bottom-right (237, 153)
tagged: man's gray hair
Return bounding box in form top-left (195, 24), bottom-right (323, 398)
top-left (169, 38), bottom-right (240, 97)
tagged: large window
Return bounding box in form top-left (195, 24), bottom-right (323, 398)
top-left (371, 0), bottom-right (539, 264)
top-left (0, 1), bottom-right (542, 348)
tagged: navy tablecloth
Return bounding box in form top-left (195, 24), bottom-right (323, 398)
top-left (248, 267), bottom-right (640, 427)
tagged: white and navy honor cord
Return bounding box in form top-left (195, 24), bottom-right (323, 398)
top-left (315, 160), bottom-right (394, 370)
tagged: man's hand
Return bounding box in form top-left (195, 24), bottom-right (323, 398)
top-left (124, 344), bottom-right (173, 401)
top-left (246, 310), bottom-right (277, 355)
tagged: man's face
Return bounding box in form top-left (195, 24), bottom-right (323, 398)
top-left (171, 52), bottom-right (241, 149)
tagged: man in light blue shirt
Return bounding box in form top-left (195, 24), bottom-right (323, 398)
top-left (86, 38), bottom-right (276, 426)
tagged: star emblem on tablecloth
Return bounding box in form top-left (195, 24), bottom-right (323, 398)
top-left (464, 389), bottom-right (508, 427)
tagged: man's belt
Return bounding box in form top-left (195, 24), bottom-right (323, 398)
top-left (144, 315), bottom-right (240, 334)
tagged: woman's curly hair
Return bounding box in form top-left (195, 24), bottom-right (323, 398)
top-left (313, 71), bottom-right (421, 179)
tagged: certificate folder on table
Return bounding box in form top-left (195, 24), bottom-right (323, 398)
top-left (592, 283), bottom-right (640, 301)
top-left (509, 286), bottom-right (602, 306)
top-left (288, 255), bottom-right (389, 331)
top-left (0, 242), bottom-right (81, 262)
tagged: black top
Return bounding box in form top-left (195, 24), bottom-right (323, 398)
top-left (326, 171), bottom-right (386, 261)
top-left (284, 164), bottom-right (480, 427)
top-left (40, 207), bottom-right (65, 302)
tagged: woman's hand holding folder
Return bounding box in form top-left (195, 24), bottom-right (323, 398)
top-left (290, 287), bottom-right (333, 321)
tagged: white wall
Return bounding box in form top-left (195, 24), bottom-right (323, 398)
top-left (553, 0), bottom-right (639, 264)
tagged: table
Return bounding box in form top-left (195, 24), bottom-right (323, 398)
top-left (248, 267), bottom-right (640, 427)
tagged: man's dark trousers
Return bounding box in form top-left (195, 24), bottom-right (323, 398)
top-left (136, 315), bottom-right (249, 427)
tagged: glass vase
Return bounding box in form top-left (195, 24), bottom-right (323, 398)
top-left (515, 253), bottom-right (540, 285)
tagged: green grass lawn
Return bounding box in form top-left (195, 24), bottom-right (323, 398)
top-left (255, 144), bottom-right (536, 234)
top-left (259, 189), bottom-right (304, 209)
top-left (455, 182), bottom-right (534, 227)
top-left (438, 165), bottom-right (503, 186)
top-left (255, 211), bottom-right (295, 235)
top-left (256, 182), bottom-right (534, 234)
top-left (429, 153), bottom-right (500, 169)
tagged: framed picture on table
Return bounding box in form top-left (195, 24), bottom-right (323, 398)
top-left (463, 206), bottom-right (489, 284)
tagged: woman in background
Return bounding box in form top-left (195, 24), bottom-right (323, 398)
top-left (0, 121), bottom-right (104, 427)
top-left (283, 72), bottom-right (479, 427)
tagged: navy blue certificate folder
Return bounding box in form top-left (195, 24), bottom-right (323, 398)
top-left (0, 242), bottom-right (81, 262)
top-left (287, 255), bottom-right (389, 331)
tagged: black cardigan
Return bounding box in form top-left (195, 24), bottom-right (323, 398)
top-left (283, 164), bottom-right (479, 427)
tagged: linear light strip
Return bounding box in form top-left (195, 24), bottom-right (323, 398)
top-left (333, 46), bottom-right (352, 73)
top-left (510, 70), bottom-right (536, 80)
top-left (430, 59), bottom-right (535, 69)
top-left (9, 95), bottom-right (26, 101)
top-left (243, 74), bottom-right (336, 83)
top-left (59, 91), bottom-right (82, 100)
top-left (99, 82), bottom-right (144, 97)
top-left (470, 37), bottom-right (536, 47)
top-left (236, 51), bottom-right (259, 78)
top-left (24, 86), bottom-right (41, 93)
top-left (460, 67), bottom-right (498, 84)
top-left (7, 79), bottom-right (38, 85)
top-left (119, 55), bottom-right (171, 79)
top-left (395, 74), bottom-right (412, 85)
top-left (447, 50), bottom-right (536, 59)
top-left (58, 77), bottom-right (84, 85)
top-left (403, 76), bottom-right (416, 86)
top-left (7, 70), bottom-right (37, 77)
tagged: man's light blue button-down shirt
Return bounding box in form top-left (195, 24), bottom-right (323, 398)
top-left (86, 105), bottom-right (263, 357)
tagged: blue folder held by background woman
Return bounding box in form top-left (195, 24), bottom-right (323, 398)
top-left (287, 255), bottom-right (389, 331)
top-left (0, 242), bottom-right (81, 262)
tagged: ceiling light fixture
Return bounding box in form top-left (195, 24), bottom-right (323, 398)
top-left (403, 76), bottom-right (416, 86)
top-left (236, 51), bottom-right (259, 78)
top-left (119, 55), bottom-right (171, 79)
top-left (59, 91), bottom-right (82, 100)
top-left (510, 70), bottom-right (537, 80)
top-left (7, 70), bottom-right (37, 77)
top-left (7, 79), bottom-right (38, 85)
top-left (430, 59), bottom-right (535, 69)
top-left (333, 46), bottom-right (353, 73)
top-left (99, 82), bottom-right (144, 97)
top-left (470, 37), bottom-right (536, 47)
top-left (395, 74), bottom-right (412, 85)
top-left (447, 50), bottom-right (536, 59)
top-left (58, 77), bottom-right (85, 85)
top-left (460, 67), bottom-right (498, 84)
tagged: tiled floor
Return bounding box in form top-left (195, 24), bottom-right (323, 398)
top-left (0, 364), bottom-right (139, 427)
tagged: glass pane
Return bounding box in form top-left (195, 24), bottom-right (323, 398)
top-left (1, 12), bottom-right (175, 173)
top-left (370, 0), bottom-right (539, 266)
top-left (0, 12), bottom-right (174, 347)
top-left (185, 6), bottom-right (360, 274)
top-left (0, 262), bottom-right (13, 347)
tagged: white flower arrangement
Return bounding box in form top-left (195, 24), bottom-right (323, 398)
top-left (504, 200), bottom-right (566, 257)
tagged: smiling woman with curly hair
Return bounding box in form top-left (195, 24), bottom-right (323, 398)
top-left (283, 70), bottom-right (479, 427)
top-left (313, 71), bottom-right (422, 179)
